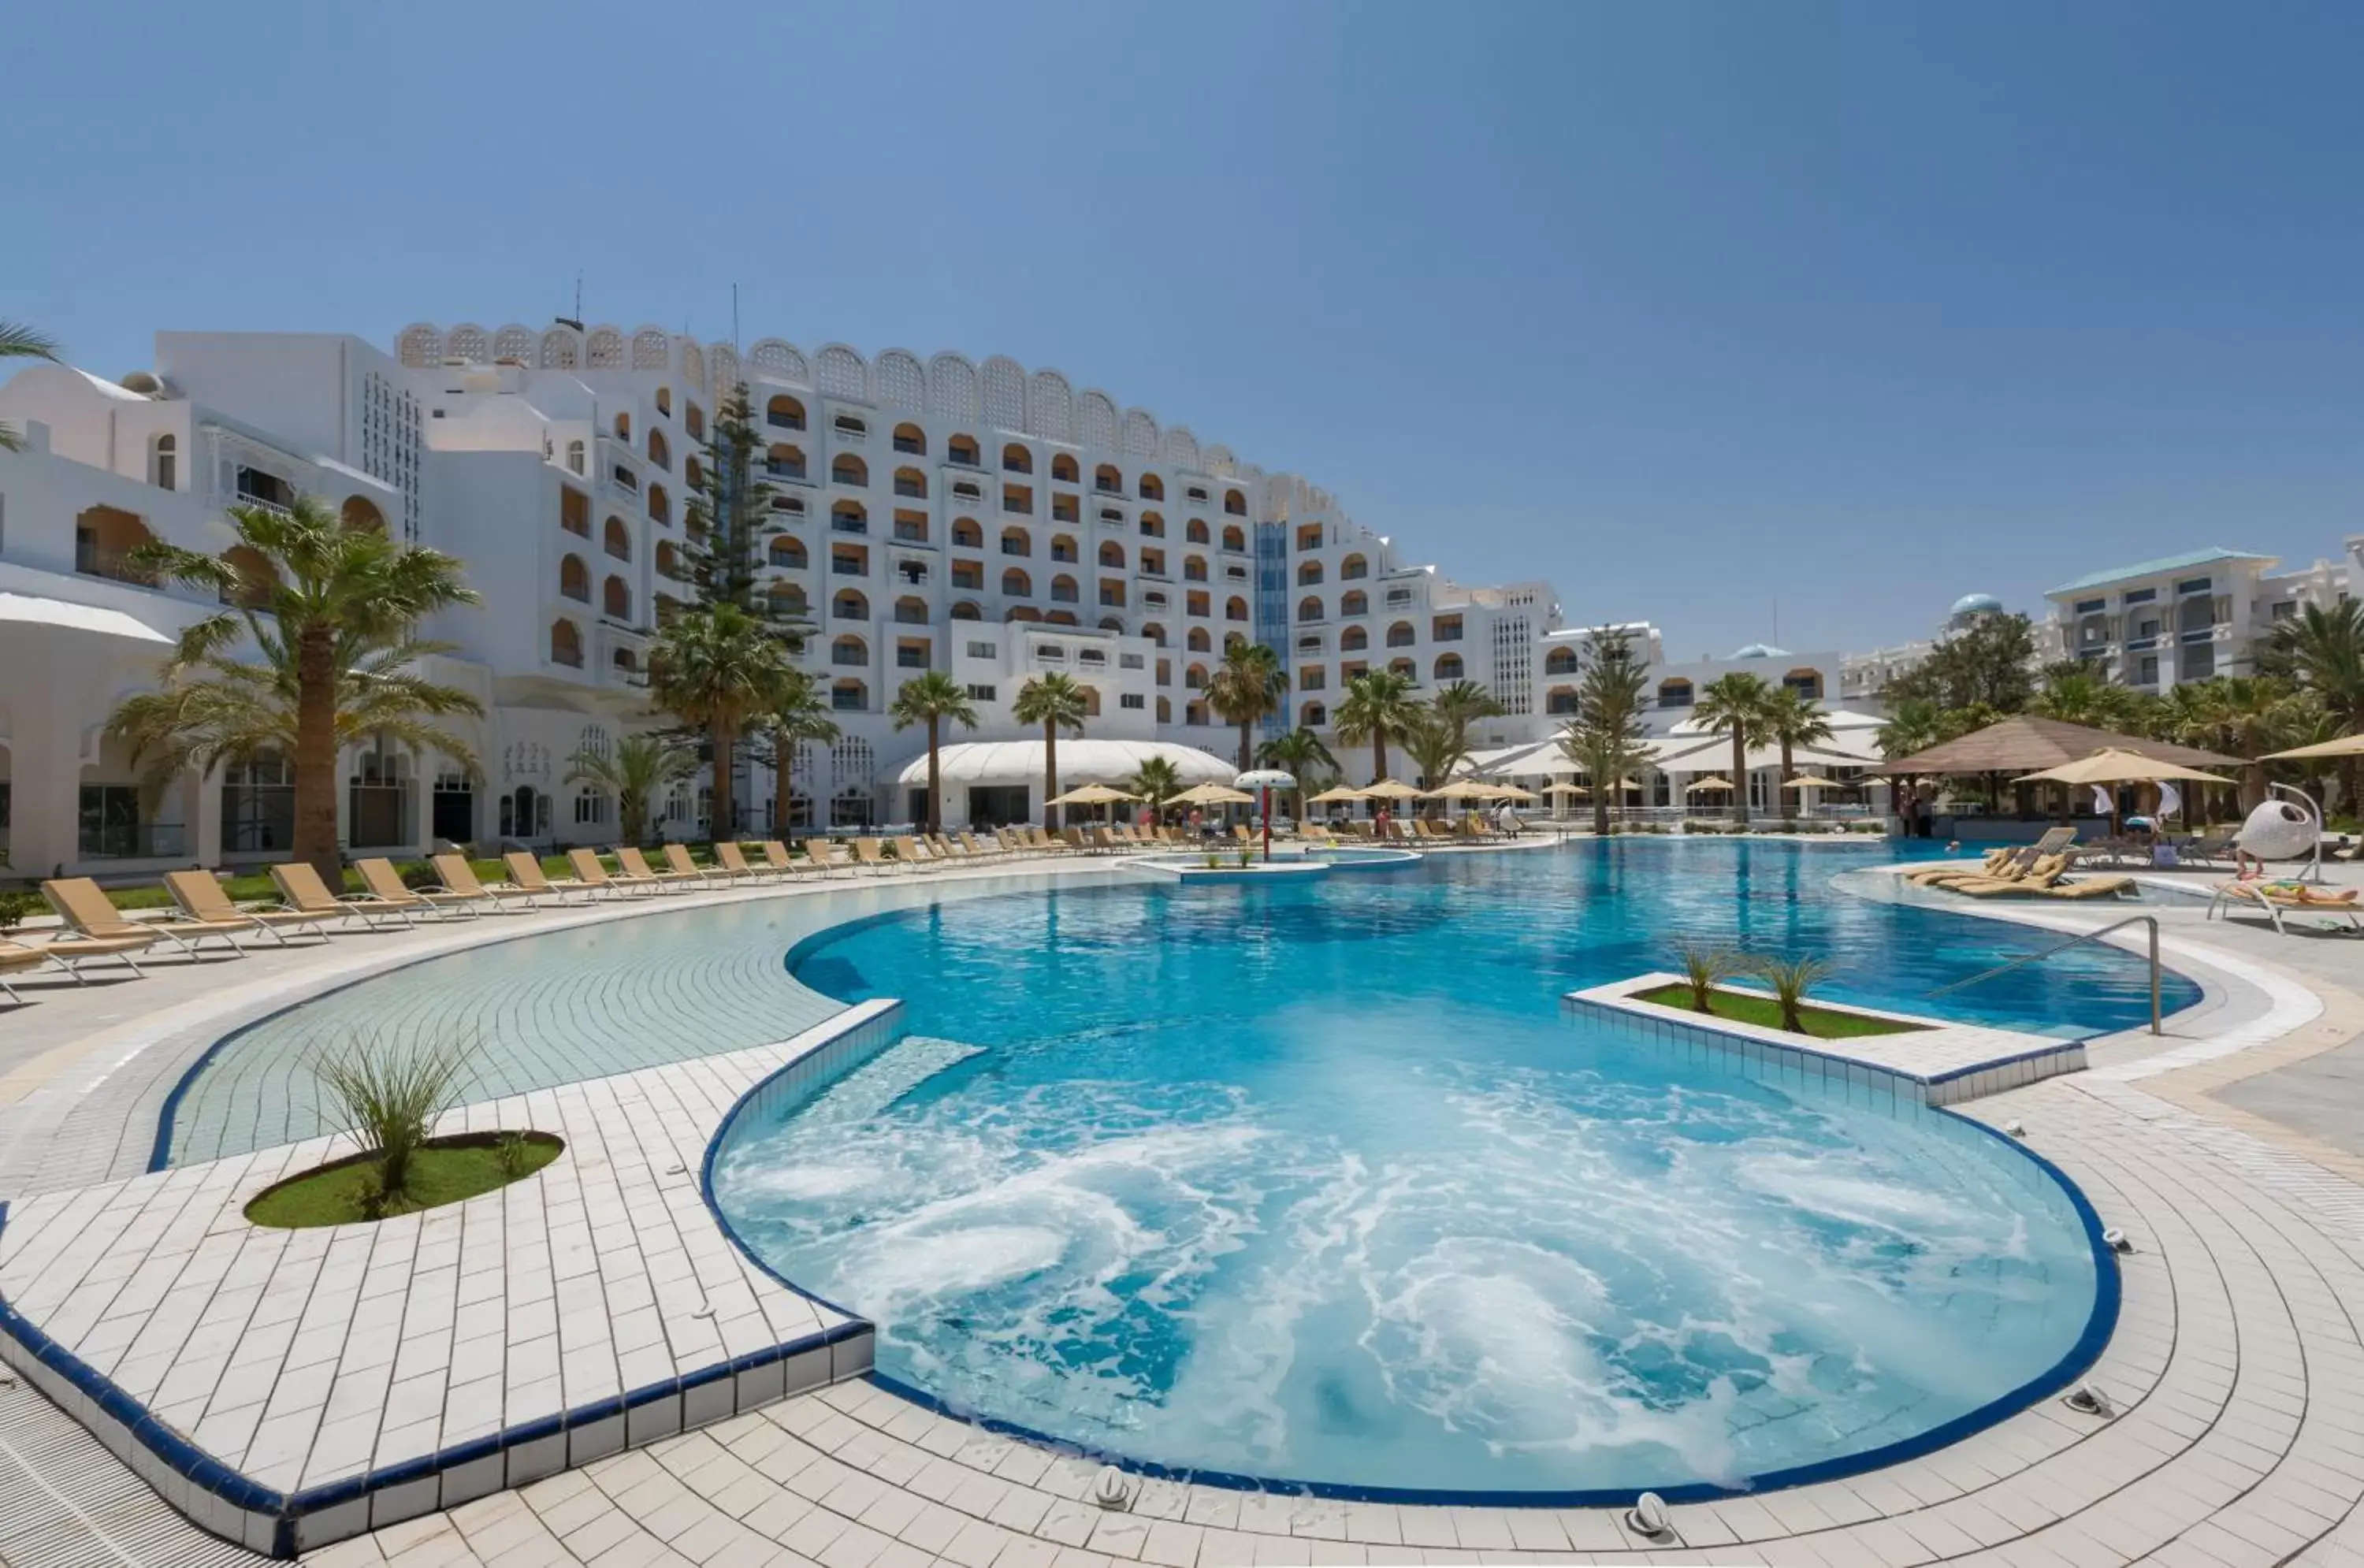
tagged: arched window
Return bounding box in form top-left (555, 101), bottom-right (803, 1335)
top-left (951, 600), bottom-right (982, 620)
top-left (1340, 589), bottom-right (1369, 617)
top-left (654, 386), bottom-right (672, 417)
top-left (1340, 625), bottom-right (1369, 652)
top-left (559, 554), bottom-right (589, 601)
top-left (604, 516), bottom-right (631, 560)
top-left (1157, 697), bottom-right (1173, 723)
top-left (1385, 622), bottom-right (1417, 648)
top-left (831, 500), bottom-right (868, 533)
top-left (1139, 511), bottom-right (1165, 538)
top-left (1223, 489), bottom-right (1247, 516)
top-left (833, 589), bottom-right (869, 620)
top-left (604, 576), bottom-right (630, 619)
top-left (1005, 605), bottom-right (1043, 622)
top-left (1389, 657), bottom-right (1414, 678)
top-left (1301, 702), bottom-right (1327, 727)
top-left (1094, 463), bottom-right (1123, 495)
top-left (1098, 541), bottom-right (1125, 569)
top-left (341, 496), bottom-right (387, 533)
top-left (1547, 686), bottom-right (1580, 716)
top-left (831, 635), bottom-right (868, 667)
top-left (685, 404), bottom-right (704, 440)
top-left (1544, 647), bottom-right (1581, 675)
top-left (767, 395), bottom-right (805, 431)
top-left (1186, 518), bottom-right (1210, 544)
top-left (1139, 474), bottom-right (1165, 501)
top-left (894, 595), bottom-right (928, 626)
top-left (1050, 453), bottom-right (1080, 483)
top-left (1002, 443), bottom-right (1034, 474)
top-left (647, 429), bottom-right (669, 469)
top-left (1046, 610), bottom-right (1080, 626)
top-left (894, 466), bottom-right (927, 499)
top-left (1051, 574), bottom-right (1080, 604)
top-left (833, 679), bottom-right (870, 712)
top-left (1782, 667), bottom-right (1824, 700)
top-left (1186, 663), bottom-right (1209, 690)
top-left (1187, 626), bottom-right (1211, 652)
top-left (1221, 525), bottom-right (1246, 552)
top-left (1001, 526), bottom-right (1031, 556)
top-left (1656, 678), bottom-right (1694, 709)
top-left (769, 535), bottom-right (806, 568)
top-left (943, 518), bottom-right (979, 551)
top-left (769, 582), bottom-right (808, 618)
top-left (1225, 597), bottom-right (1248, 622)
top-left (1140, 622), bottom-right (1168, 646)
top-left (647, 484), bottom-right (671, 525)
top-left (565, 439), bottom-right (585, 475)
top-left (948, 434), bottom-right (980, 466)
top-left (1183, 555), bottom-right (1208, 582)
top-left (151, 433), bottom-right (177, 490)
top-left (1298, 596), bottom-right (1323, 622)
top-left (684, 456), bottom-right (704, 489)
top-left (1050, 534), bottom-right (1079, 563)
top-left (1077, 685), bottom-right (1102, 718)
top-left (1433, 652), bottom-right (1464, 681)
top-left (767, 443), bottom-right (805, 480)
top-left (892, 422), bottom-right (927, 456)
top-left (656, 539), bottom-right (686, 579)
top-left (615, 412), bottom-right (632, 442)
top-left (832, 454), bottom-right (868, 487)
top-left (1298, 560), bottom-right (1323, 585)
top-left (549, 619), bottom-right (584, 667)
top-left (1186, 700), bottom-right (1210, 726)
top-left (1002, 567), bottom-right (1032, 597)
top-left (1340, 554), bottom-right (1368, 580)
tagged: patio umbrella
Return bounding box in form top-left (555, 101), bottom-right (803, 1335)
top-left (1487, 784), bottom-right (1539, 804)
top-left (1359, 778), bottom-right (1423, 800)
top-left (1781, 774), bottom-right (1842, 790)
top-left (2015, 748), bottom-right (2234, 836)
top-left (1173, 782), bottom-right (1254, 805)
top-left (1422, 780), bottom-right (1496, 800)
top-left (1684, 776), bottom-right (1734, 794)
top-left (1046, 782), bottom-right (1139, 826)
top-left (1544, 781), bottom-right (1589, 797)
top-left (1306, 786), bottom-right (1366, 804)
top-left (2262, 733), bottom-right (2364, 760)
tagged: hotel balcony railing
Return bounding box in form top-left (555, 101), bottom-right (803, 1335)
top-left (832, 518), bottom-right (868, 535)
top-left (766, 412), bottom-right (805, 431)
top-left (1002, 459), bottom-right (1032, 474)
top-left (831, 470), bottom-right (867, 488)
top-left (1002, 497), bottom-right (1031, 514)
top-left (78, 822), bottom-right (187, 859)
top-left (896, 652), bottom-right (929, 669)
top-left (232, 490), bottom-right (294, 516)
top-left (832, 561), bottom-right (865, 576)
top-left (894, 481), bottom-right (925, 498)
top-left (1433, 630), bottom-right (1464, 642)
top-left (765, 463), bottom-right (808, 481)
top-left (893, 437), bottom-right (924, 455)
top-left (611, 466), bottom-right (639, 492)
top-left (1095, 481), bottom-right (1123, 495)
top-left (892, 524), bottom-right (929, 544)
top-left (946, 454), bottom-right (983, 469)
top-left (75, 545), bottom-right (161, 587)
top-left (551, 647), bottom-right (585, 669)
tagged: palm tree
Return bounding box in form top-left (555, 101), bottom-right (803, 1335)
top-left (565, 734), bottom-right (696, 846)
top-left (1012, 672), bottom-right (1089, 829)
top-left (1334, 668), bottom-right (1421, 782)
top-left (1400, 710), bottom-right (1463, 816)
top-left (888, 671), bottom-right (979, 834)
top-left (1257, 726), bottom-right (1340, 822)
top-left (113, 494), bottom-right (481, 883)
top-left (2195, 676), bottom-right (2306, 810)
top-left (1555, 628), bottom-right (1650, 836)
top-left (764, 667), bottom-right (838, 837)
top-left (2031, 665), bottom-right (2140, 730)
top-left (2264, 600), bottom-right (2364, 814)
top-left (1127, 756), bottom-right (1184, 823)
top-left (1876, 697), bottom-right (1943, 761)
top-left (1206, 642), bottom-right (1286, 771)
top-left (0, 320), bottom-right (60, 451)
top-left (1694, 671), bottom-right (1775, 827)
top-left (1429, 679), bottom-right (1504, 758)
top-left (1760, 686), bottom-right (1834, 808)
top-left (649, 602), bottom-right (792, 842)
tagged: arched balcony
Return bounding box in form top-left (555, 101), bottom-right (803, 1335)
top-left (1098, 541), bottom-right (1125, 569)
top-left (893, 466), bottom-right (927, 499)
top-left (1433, 652), bottom-right (1464, 681)
top-left (1225, 596), bottom-right (1248, 622)
top-left (892, 422), bottom-right (927, 456)
top-left (1340, 625), bottom-right (1369, 652)
top-left (1094, 463), bottom-right (1123, 495)
top-left (1223, 489), bottom-right (1247, 516)
top-left (833, 589), bottom-right (870, 620)
top-left (1050, 453), bottom-right (1079, 483)
top-left (1340, 554), bottom-right (1368, 580)
top-left (559, 554), bottom-right (590, 602)
top-left (1139, 474), bottom-right (1164, 501)
top-left (831, 455), bottom-right (868, 487)
top-left (1002, 568), bottom-right (1033, 597)
top-left (1186, 518), bottom-right (1210, 544)
top-left (549, 619), bottom-right (584, 668)
top-left (1298, 560), bottom-right (1323, 585)
top-left (603, 576), bottom-right (630, 620)
top-left (1001, 526), bottom-right (1031, 556)
top-left (769, 536), bottom-right (807, 569)
top-left (604, 516), bottom-right (631, 560)
top-left (767, 395), bottom-right (805, 431)
top-left (1297, 596), bottom-right (1323, 622)
top-left (1002, 443), bottom-right (1034, 474)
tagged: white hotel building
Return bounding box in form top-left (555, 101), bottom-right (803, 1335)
top-left (0, 321), bottom-right (1598, 876)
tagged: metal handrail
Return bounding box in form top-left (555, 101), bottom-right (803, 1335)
top-left (1926, 913), bottom-right (2161, 1035)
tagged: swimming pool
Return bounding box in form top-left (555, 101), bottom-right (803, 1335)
top-left (709, 841), bottom-right (2176, 1498)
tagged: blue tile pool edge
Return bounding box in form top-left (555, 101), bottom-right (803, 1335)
top-left (0, 1001), bottom-right (906, 1559)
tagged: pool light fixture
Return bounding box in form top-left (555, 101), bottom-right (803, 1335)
top-left (2102, 1226), bottom-right (2132, 1252)
top-left (1092, 1465), bottom-right (1134, 1511)
top-left (1626, 1492), bottom-right (1672, 1539)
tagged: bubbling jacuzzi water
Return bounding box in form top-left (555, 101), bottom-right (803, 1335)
top-left (712, 845), bottom-right (2128, 1496)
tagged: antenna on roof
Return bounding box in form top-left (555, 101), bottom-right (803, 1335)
top-left (732, 283), bottom-right (741, 351)
top-left (556, 272), bottom-right (584, 333)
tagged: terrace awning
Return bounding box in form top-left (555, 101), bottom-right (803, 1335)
top-left (1874, 715), bottom-right (2243, 776)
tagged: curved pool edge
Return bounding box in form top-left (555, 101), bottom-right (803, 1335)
top-left (708, 949), bottom-right (2128, 1511)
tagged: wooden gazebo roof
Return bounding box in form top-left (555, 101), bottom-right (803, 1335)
top-left (1872, 715), bottom-right (2245, 776)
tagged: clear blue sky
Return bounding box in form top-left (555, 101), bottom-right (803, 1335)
top-left (9, 0), bottom-right (2360, 657)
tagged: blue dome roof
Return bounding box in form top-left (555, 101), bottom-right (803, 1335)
top-left (1729, 642), bottom-right (1791, 660)
top-left (1950, 592), bottom-right (2003, 616)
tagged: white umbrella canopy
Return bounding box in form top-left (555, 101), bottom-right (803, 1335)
top-left (1359, 778), bottom-right (1424, 800)
top-left (1684, 776), bottom-right (1734, 795)
top-left (1486, 784), bottom-right (1540, 803)
top-left (1782, 774), bottom-right (1842, 790)
top-left (1543, 781), bottom-right (1589, 797)
top-left (1306, 786), bottom-right (1366, 804)
top-left (1234, 769), bottom-right (1297, 791)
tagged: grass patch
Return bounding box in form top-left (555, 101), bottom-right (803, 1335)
top-left (244, 1131), bottom-right (562, 1228)
top-left (1634, 983), bottom-right (1923, 1040)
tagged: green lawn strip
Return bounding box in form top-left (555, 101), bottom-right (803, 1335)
top-left (1634, 983), bottom-right (1918, 1039)
top-left (245, 1137), bottom-right (561, 1228)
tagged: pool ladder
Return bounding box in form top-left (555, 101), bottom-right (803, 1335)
top-left (1924, 914), bottom-right (2163, 1036)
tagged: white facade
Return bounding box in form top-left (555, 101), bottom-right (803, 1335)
top-left (0, 320), bottom-right (1594, 867)
top-left (2039, 546), bottom-right (2358, 693)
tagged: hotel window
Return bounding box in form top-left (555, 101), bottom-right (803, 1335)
top-left (1121, 693), bottom-right (1145, 710)
top-left (967, 684), bottom-right (997, 701)
top-left (966, 640), bottom-right (998, 658)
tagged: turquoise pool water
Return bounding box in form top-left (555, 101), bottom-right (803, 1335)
top-left (711, 841), bottom-right (2170, 1496)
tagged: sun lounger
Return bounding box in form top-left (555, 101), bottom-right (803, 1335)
top-left (567, 848), bottom-right (663, 897)
top-left (756, 841), bottom-right (811, 879)
top-left (269, 861), bottom-right (414, 927)
top-left (163, 870), bottom-right (335, 945)
top-left (0, 930), bottom-right (157, 997)
top-left (960, 832), bottom-right (999, 860)
top-left (655, 842), bottom-right (732, 885)
top-left (431, 853), bottom-right (538, 910)
top-left (801, 839), bottom-right (850, 876)
top-left (43, 876), bottom-right (250, 957)
top-left (617, 845), bottom-right (701, 891)
top-left (2209, 879), bottom-right (2362, 935)
top-left (353, 856), bottom-right (483, 918)
top-left (505, 851), bottom-right (600, 902)
top-left (851, 838), bottom-right (895, 874)
top-left (712, 842), bottom-right (775, 882)
top-left (887, 836), bottom-right (938, 872)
